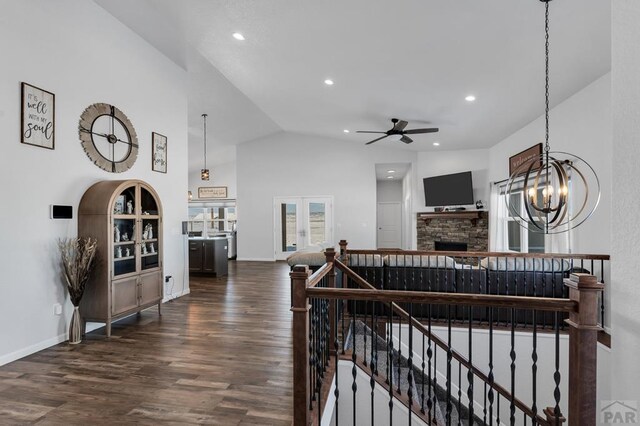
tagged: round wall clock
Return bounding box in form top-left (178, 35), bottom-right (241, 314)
top-left (78, 103), bottom-right (138, 173)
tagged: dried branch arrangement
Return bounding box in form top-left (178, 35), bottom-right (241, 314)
top-left (58, 238), bottom-right (98, 306)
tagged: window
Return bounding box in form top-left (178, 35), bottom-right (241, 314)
top-left (506, 189), bottom-right (546, 253)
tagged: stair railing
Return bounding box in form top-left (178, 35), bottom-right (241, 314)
top-left (291, 246), bottom-right (604, 426)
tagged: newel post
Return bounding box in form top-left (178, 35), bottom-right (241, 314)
top-left (339, 239), bottom-right (348, 256)
top-left (325, 248), bottom-right (337, 356)
top-left (291, 265), bottom-right (311, 426)
top-left (564, 273), bottom-right (604, 426)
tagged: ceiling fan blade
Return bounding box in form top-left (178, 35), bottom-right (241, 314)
top-left (403, 128), bottom-right (439, 134)
top-left (365, 135), bottom-right (389, 145)
top-left (392, 120), bottom-right (408, 132)
top-left (356, 131), bottom-right (387, 134)
top-left (400, 135), bottom-right (413, 144)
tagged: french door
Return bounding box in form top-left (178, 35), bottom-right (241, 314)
top-left (274, 196), bottom-right (333, 260)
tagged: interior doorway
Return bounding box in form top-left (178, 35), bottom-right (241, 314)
top-left (273, 196), bottom-right (333, 260)
top-left (377, 202), bottom-right (402, 248)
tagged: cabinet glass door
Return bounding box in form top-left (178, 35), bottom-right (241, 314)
top-left (140, 186), bottom-right (160, 271)
top-left (113, 184), bottom-right (137, 276)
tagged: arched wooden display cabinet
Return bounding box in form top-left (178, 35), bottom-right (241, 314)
top-left (78, 180), bottom-right (163, 336)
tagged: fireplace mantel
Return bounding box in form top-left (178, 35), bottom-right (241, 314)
top-left (418, 211), bottom-right (485, 226)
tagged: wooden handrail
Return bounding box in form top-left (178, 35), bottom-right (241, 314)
top-left (307, 263), bottom-right (332, 288)
top-left (331, 258), bottom-right (553, 425)
top-left (345, 248), bottom-right (610, 260)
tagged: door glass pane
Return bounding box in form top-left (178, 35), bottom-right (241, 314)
top-left (308, 202), bottom-right (326, 245)
top-left (114, 218), bottom-right (136, 276)
top-left (507, 221), bottom-right (522, 252)
top-left (140, 187), bottom-right (158, 215)
top-left (508, 192), bottom-right (521, 217)
top-left (281, 203), bottom-right (297, 252)
top-left (528, 222), bottom-right (546, 253)
top-left (141, 218), bottom-right (159, 270)
top-left (114, 186), bottom-right (136, 215)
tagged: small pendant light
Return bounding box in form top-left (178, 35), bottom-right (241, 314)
top-left (201, 113), bottom-right (210, 181)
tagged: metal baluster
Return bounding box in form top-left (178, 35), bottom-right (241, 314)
top-left (388, 306), bottom-right (394, 426)
top-left (351, 298), bottom-right (357, 426)
top-left (457, 361), bottom-right (462, 426)
top-left (553, 310), bottom-right (561, 426)
top-left (427, 301), bottom-right (433, 423)
top-left (446, 303), bottom-right (452, 425)
top-left (309, 299), bottom-right (315, 409)
top-left (541, 259), bottom-right (547, 329)
top-left (341, 295), bottom-right (346, 354)
top-left (467, 304), bottom-right (475, 422)
top-left (488, 306), bottom-right (494, 425)
top-left (532, 308), bottom-right (538, 426)
top-left (408, 304), bottom-right (414, 425)
top-left (496, 392), bottom-right (501, 425)
top-left (510, 308), bottom-right (516, 426)
top-left (335, 298), bottom-right (340, 426)
top-left (421, 330), bottom-right (426, 415)
top-left (483, 381), bottom-right (487, 425)
top-left (600, 259), bottom-right (605, 327)
top-left (397, 310), bottom-right (402, 395)
top-left (370, 300), bottom-right (376, 426)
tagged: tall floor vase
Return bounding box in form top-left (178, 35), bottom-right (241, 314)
top-left (69, 306), bottom-right (82, 345)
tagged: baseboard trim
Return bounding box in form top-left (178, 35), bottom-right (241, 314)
top-left (236, 258), bottom-right (276, 262)
top-left (0, 332), bottom-right (68, 367)
top-left (163, 287), bottom-right (191, 303)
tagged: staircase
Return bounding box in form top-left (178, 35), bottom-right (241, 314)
top-left (344, 320), bottom-right (484, 425)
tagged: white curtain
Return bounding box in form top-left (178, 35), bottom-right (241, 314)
top-left (489, 182), bottom-right (507, 251)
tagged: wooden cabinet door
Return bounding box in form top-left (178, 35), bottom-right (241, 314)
top-left (189, 241), bottom-right (203, 272)
top-left (202, 240), bottom-right (215, 273)
top-left (112, 276), bottom-right (138, 315)
top-left (140, 271), bottom-right (162, 306)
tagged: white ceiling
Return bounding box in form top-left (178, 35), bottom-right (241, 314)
top-left (375, 163), bottom-right (411, 182)
top-left (96, 0), bottom-right (610, 159)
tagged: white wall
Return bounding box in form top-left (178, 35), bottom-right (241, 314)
top-left (0, 0), bottom-right (189, 365)
top-left (488, 73), bottom-right (612, 255)
top-left (189, 160), bottom-right (237, 200)
top-left (415, 149), bottom-right (490, 211)
top-left (236, 132), bottom-right (415, 260)
top-left (610, 0), bottom-right (640, 403)
top-left (376, 180), bottom-right (403, 203)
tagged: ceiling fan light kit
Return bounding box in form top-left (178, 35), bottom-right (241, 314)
top-left (505, 0), bottom-right (600, 234)
top-left (358, 118), bottom-right (439, 145)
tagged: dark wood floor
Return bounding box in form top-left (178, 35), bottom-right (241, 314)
top-left (0, 261), bottom-right (294, 425)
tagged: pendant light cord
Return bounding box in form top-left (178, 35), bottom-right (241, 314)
top-left (202, 113), bottom-right (208, 170)
top-left (544, 1), bottom-right (550, 153)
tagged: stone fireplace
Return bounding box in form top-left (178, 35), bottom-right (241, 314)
top-left (417, 211), bottom-right (489, 252)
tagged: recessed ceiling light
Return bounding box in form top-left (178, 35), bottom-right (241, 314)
top-left (232, 32), bottom-right (245, 41)
top-left (387, 170), bottom-right (396, 173)
top-left (387, 176), bottom-right (394, 179)
top-left (324, 79), bottom-right (334, 86)
top-left (433, 142), bottom-right (440, 146)
top-left (465, 95), bottom-right (476, 102)
top-left (343, 129), bottom-right (350, 133)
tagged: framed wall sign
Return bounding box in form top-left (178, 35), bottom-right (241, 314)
top-left (21, 82), bottom-right (55, 149)
top-left (509, 143), bottom-right (542, 176)
top-left (152, 132), bottom-right (167, 173)
top-left (198, 187), bottom-right (228, 199)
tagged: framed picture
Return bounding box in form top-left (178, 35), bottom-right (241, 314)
top-left (509, 143), bottom-right (543, 176)
top-left (21, 82), bottom-right (55, 149)
top-left (152, 132), bottom-right (167, 173)
top-left (113, 195), bottom-right (126, 214)
top-left (198, 187), bottom-right (228, 199)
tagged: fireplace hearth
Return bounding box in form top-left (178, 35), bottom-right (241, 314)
top-left (417, 211), bottom-right (488, 252)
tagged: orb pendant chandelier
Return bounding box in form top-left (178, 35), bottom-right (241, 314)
top-left (506, 0), bottom-right (600, 235)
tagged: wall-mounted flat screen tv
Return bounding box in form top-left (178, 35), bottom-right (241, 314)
top-left (423, 171), bottom-right (474, 207)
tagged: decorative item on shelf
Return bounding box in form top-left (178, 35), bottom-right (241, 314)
top-left (21, 82), bottom-right (55, 150)
top-left (114, 195), bottom-right (125, 214)
top-left (146, 223), bottom-right (153, 239)
top-left (151, 132), bottom-right (167, 173)
top-left (116, 246), bottom-right (122, 258)
top-left (200, 113), bottom-right (210, 181)
top-left (142, 243), bottom-right (148, 255)
top-left (188, 191), bottom-right (193, 201)
top-left (126, 200), bottom-right (133, 215)
top-left (122, 232), bottom-right (129, 242)
top-left (150, 243), bottom-right (155, 254)
top-left (505, 0), bottom-right (600, 235)
top-left (78, 103), bottom-right (138, 173)
top-left (58, 237), bottom-right (97, 345)
top-left (125, 247), bottom-right (131, 257)
top-left (475, 200), bottom-right (484, 210)
top-left (114, 225), bottom-right (120, 243)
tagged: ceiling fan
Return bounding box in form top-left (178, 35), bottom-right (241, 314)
top-left (357, 118), bottom-right (439, 145)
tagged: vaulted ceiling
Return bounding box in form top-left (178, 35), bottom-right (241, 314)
top-left (96, 0), bottom-right (610, 167)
